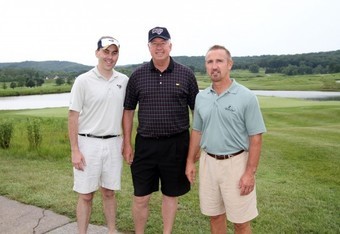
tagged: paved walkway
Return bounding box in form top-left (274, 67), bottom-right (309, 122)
top-left (0, 196), bottom-right (111, 234)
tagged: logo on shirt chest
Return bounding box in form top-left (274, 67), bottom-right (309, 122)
top-left (224, 105), bottom-right (236, 112)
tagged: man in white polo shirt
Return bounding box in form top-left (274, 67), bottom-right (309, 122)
top-left (186, 45), bottom-right (266, 234)
top-left (68, 36), bottom-right (128, 234)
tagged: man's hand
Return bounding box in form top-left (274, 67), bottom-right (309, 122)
top-left (122, 143), bottom-right (134, 165)
top-left (239, 172), bottom-right (255, 196)
top-left (72, 150), bottom-right (86, 171)
top-left (185, 161), bottom-right (197, 184)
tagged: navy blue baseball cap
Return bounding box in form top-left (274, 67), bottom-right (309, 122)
top-left (148, 27), bottom-right (171, 42)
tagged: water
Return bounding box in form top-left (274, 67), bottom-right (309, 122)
top-left (0, 93), bottom-right (70, 110)
top-left (252, 90), bottom-right (340, 100)
top-left (0, 91), bottom-right (340, 110)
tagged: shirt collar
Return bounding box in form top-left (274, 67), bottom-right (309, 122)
top-left (209, 78), bottom-right (239, 95)
top-left (227, 79), bottom-right (238, 94)
top-left (93, 66), bottom-right (117, 80)
top-left (150, 57), bottom-right (174, 73)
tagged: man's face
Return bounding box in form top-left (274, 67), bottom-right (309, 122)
top-left (96, 45), bottom-right (119, 71)
top-left (205, 49), bottom-right (233, 82)
top-left (148, 38), bottom-right (172, 61)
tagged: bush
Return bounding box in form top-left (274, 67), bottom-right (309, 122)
top-left (27, 118), bottom-right (42, 149)
top-left (0, 120), bottom-right (14, 149)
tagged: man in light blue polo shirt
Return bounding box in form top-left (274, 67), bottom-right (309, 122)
top-left (186, 45), bottom-right (266, 234)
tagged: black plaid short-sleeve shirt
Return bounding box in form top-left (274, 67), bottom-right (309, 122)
top-left (124, 57), bottom-right (199, 138)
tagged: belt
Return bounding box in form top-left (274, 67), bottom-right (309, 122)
top-left (206, 150), bottom-right (245, 160)
top-left (141, 130), bottom-right (188, 139)
top-left (78, 133), bottom-right (120, 139)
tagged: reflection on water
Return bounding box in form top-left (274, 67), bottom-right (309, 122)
top-left (0, 91), bottom-right (340, 110)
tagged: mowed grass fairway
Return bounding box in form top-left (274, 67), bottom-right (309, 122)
top-left (0, 96), bottom-right (339, 233)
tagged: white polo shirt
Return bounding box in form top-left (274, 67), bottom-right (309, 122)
top-left (69, 66), bottom-right (129, 136)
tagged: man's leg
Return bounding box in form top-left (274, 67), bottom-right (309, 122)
top-left (162, 195), bottom-right (178, 234)
top-left (210, 213), bottom-right (226, 234)
top-left (234, 222), bottom-right (252, 234)
top-left (76, 193), bottom-right (94, 234)
top-left (132, 194), bottom-right (151, 234)
top-left (101, 187), bottom-right (117, 234)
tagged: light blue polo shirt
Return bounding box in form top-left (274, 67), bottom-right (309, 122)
top-left (193, 79), bottom-right (266, 155)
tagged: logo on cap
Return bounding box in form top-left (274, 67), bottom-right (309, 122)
top-left (152, 28), bottom-right (164, 35)
top-left (148, 27), bottom-right (171, 42)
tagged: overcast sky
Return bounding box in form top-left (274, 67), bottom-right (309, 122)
top-left (1, 0), bottom-right (339, 66)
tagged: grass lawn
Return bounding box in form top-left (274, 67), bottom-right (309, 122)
top-left (0, 96), bottom-right (339, 233)
top-left (196, 72), bottom-right (340, 91)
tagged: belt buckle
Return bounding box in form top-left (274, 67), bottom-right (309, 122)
top-left (215, 154), bottom-right (232, 159)
top-left (224, 154), bottom-right (232, 159)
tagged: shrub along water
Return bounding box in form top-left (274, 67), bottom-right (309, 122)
top-left (27, 118), bottom-right (42, 149)
top-left (0, 120), bottom-right (13, 149)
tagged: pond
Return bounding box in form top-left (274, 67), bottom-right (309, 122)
top-left (0, 91), bottom-right (339, 110)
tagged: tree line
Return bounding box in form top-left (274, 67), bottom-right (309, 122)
top-left (173, 50), bottom-right (340, 75)
top-left (1, 49), bottom-right (339, 89)
top-left (0, 67), bottom-right (83, 89)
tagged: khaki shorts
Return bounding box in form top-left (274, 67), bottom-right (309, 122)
top-left (199, 151), bottom-right (258, 223)
top-left (73, 136), bottom-right (123, 194)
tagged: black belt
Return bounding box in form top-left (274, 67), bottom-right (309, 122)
top-left (140, 130), bottom-right (188, 139)
top-left (206, 150), bottom-right (245, 160)
top-left (78, 133), bottom-right (120, 139)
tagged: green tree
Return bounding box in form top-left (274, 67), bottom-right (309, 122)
top-left (35, 78), bottom-right (45, 86)
top-left (26, 79), bottom-right (35, 88)
top-left (249, 64), bottom-right (260, 73)
top-left (55, 77), bottom-right (65, 86)
top-left (10, 82), bottom-right (17, 89)
top-left (18, 80), bottom-right (25, 87)
top-left (66, 77), bottom-right (74, 85)
top-left (282, 65), bottom-right (299, 76)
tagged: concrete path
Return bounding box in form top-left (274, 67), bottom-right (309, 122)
top-left (0, 196), bottom-right (110, 234)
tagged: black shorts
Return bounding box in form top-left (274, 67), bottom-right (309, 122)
top-left (131, 130), bottom-right (191, 197)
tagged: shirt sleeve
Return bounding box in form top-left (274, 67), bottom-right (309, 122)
top-left (245, 95), bottom-right (267, 136)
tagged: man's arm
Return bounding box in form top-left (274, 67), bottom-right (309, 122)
top-left (122, 109), bottom-right (135, 165)
top-left (185, 129), bottom-right (202, 184)
top-left (68, 110), bottom-right (86, 171)
top-left (239, 133), bottom-right (263, 195)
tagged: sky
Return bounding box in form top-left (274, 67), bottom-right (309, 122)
top-left (1, 0), bottom-right (339, 66)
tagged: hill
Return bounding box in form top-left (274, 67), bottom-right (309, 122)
top-left (173, 50), bottom-right (340, 74)
top-left (0, 61), bottom-right (92, 73)
top-left (1, 50), bottom-right (339, 75)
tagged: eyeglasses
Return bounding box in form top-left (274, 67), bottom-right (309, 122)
top-left (100, 37), bottom-right (120, 48)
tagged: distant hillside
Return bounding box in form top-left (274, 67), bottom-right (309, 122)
top-left (1, 50), bottom-right (339, 75)
top-left (172, 50), bottom-right (340, 73)
top-left (0, 61), bottom-right (92, 73)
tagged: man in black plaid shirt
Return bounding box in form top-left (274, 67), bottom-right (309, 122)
top-left (122, 26), bottom-right (199, 234)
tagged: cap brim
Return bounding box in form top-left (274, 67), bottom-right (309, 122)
top-left (102, 44), bottom-right (119, 50)
top-left (148, 36), bottom-right (170, 42)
